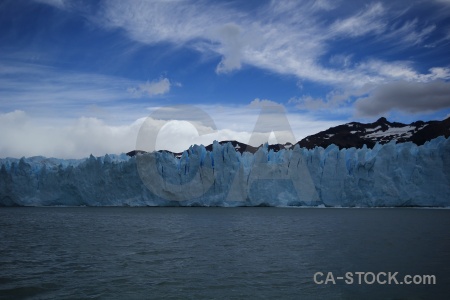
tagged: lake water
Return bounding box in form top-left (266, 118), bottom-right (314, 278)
top-left (0, 207), bottom-right (449, 299)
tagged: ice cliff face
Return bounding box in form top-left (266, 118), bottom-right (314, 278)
top-left (1, 137), bottom-right (449, 207)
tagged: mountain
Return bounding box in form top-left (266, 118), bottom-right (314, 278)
top-left (201, 117), bottom-right (450, 152)
top-left (297, 116), bottom-right (450, 150)
top-left (129, 140), bottom-right (289, 157)
top-left (127, 116), bottom-right (450, 157)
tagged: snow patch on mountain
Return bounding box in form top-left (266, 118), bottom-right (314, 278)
top-left (365, 126), bottom-right (415, 140)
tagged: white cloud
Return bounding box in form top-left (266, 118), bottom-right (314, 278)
top-left (289, 96), bottom-right (330, 110)
top-left (329, 54), bottom-right (353, 68)
top-left (312, 0), bottom-right (336, 11)
top-left (0, 62), bottom-right (178, 122)
top-left (96, 0), bottom-right (214, 44)
top-left (355, 59), bottom-right (418, 81)
top-left (288, 85), bottom-right (372, 112)
top-left (329, 2), bottom-right (386, 37)
top-left (0, 62), bottom-right (132, 104)
top-left (128, 78), bottom-right (172, 97)
top-left (34, 0), bottom-right (69, 10)
top-left (0, 104), bottom-right (342, 158)
top-left (36, 0), bottom-right (449, 91)
top-left (0, 110), bottom-right (143, 158)
top-left (379, 19), bottom-right (436, 47)
top-left (248, 98), bottom-right (282, 108)
top-left (434, 0), bottom-right (450, 5)
top-left (142, 103), bottom-right (343, 151)
top-left (289, 65), bottom-right (450, 116)
top-left (352, 61), bottom-right (450, 83)
top-left (419, 67), bottom-right (450, 81)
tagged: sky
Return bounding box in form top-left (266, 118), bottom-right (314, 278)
top-left (1, 0), bottom-right (450, 158)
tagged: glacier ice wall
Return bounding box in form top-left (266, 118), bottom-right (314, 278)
top-left (1, 137), bottom-right (449, 207)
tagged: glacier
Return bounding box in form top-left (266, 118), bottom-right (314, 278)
top-left (0, 137), bottom-right (449, 207)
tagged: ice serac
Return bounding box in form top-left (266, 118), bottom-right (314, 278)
top-left (1, 137), bottom-right (449, 207)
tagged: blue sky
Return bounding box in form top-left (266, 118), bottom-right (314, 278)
top-left (1, 0), bottom-right (450, 158)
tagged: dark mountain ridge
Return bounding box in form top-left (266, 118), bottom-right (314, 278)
top-left (127, 116), bottom-right (450, 157)
top-left (297, 116), bottom-right (450, 149)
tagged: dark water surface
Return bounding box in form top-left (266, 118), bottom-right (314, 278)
top-left (0, 207), bottom-right (449, 299)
